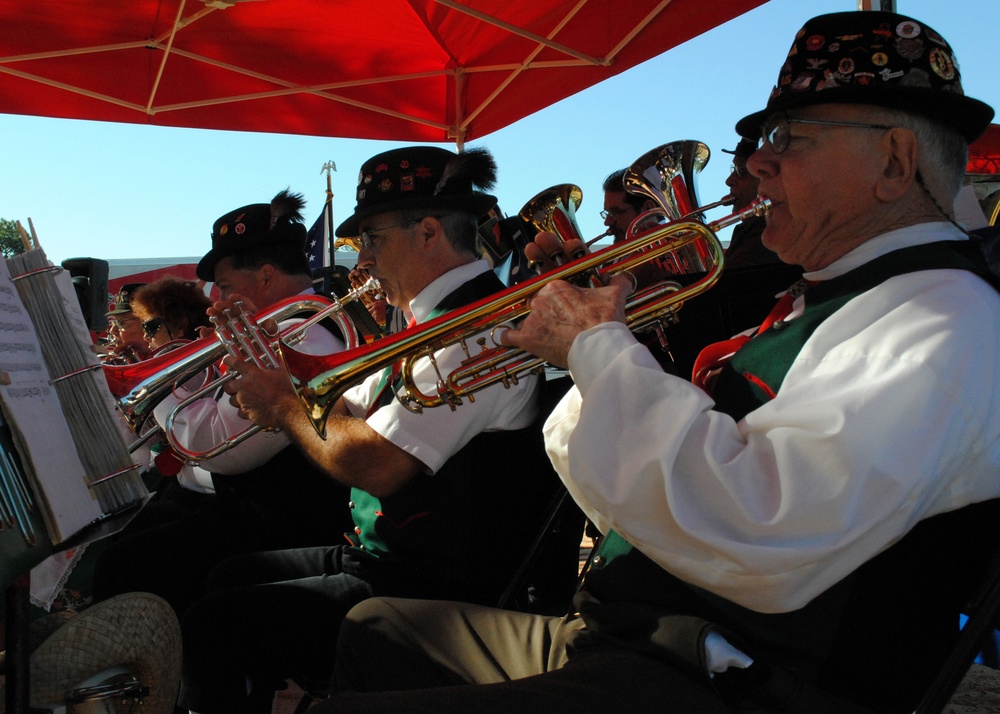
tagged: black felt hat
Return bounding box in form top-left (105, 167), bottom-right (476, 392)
top-left (197, 189), bottom-right (308, 281)
top-left (721, 137), bottom-right (758, 159)
top-left (336, 146), bottom-right (498, 237)
top-left (736, 11), bottom-right (994, 144)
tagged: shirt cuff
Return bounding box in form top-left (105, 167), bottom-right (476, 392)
top-left (566, 322), bottom-right (642, 394)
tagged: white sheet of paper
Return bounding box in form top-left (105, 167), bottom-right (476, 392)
top-left (0, 259), bottom-right (102, 543)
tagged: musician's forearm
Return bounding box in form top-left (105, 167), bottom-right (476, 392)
top-left (276, 402), bottom-right (421, 499)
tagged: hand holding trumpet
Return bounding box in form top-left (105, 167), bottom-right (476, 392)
top-left (209, 295), bottom-right (298, 429)
top-left (500, 231), bottom-right (631, 369)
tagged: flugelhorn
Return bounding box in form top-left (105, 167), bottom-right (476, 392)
top-left (280, 199), bottom-right (771, 438)
top-left (104, 278), bottom-right (380, 457)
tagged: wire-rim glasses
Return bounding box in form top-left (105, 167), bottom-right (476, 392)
top-left (760, 111), bottom-right (893, 155)
top-left (359, 219), bottom-right (419, 250)
top-left (599, 207), bottom-right (631, 220)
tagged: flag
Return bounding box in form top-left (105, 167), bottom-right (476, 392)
top-left (306, 200), bottom-right (332, 270)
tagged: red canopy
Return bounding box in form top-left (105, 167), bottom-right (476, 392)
top-left (0, 0), bottom-right (764, 146)
top-left (968, 124), bottom-right (1000, 176)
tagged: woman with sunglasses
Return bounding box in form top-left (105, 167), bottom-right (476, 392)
top-left (131, 276), bottom-right (213, 352)
top-left (128, 277), bottom-right (217, 502)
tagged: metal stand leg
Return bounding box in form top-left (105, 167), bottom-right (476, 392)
top-left (5, 574), bottom-right (30, 714)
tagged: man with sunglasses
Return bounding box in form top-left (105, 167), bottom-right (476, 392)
top-left (92, 190), bottom-right (355, 617)
top-left (177, 146), bottom-right (571, 714)
top-left (320, 12), bottom-right (1000, 714)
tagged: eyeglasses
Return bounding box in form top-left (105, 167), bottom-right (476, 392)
top-left (141, 318), bottom-right (164, 338)
top-left (111, 316), bottom-right (138, 331)
top-left (760, 111), bottom-right (893, 155)
top-left (729, 163), bottom-right (750, 178)
top-left (599, 207), bottom-right (632, 220)
top-left (358, 219), bottom-right (418, 250)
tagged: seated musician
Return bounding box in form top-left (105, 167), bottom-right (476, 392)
top-left (124, 276), bottom-right (217, 512)
top-left (721, 135), bottom-right (781, 268)
top-left (176, 146), bottom-right (565, 714)
top-left (314, 11), bottom-right (1000, 714)
top-left (102, 282), bottom-right (151, 362)
top-left (91, 190), bottom-right (354, 616)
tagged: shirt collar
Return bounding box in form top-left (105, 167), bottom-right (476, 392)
top-left (408, 260), bottom-right (491, 324)
top-left (804, 222), bottom-right (967, 282)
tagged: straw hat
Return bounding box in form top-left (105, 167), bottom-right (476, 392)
top-left (0, 592), bottom-right (181, 714)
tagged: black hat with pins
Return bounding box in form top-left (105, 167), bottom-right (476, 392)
top-left (736, 11), bottom-right (994, 144)
top-left (197, 189), bottom-right (308, 282)
top-left (336, 146), bottom-right (498, 237)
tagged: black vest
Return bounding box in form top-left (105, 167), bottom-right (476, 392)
top-left (579, 241), bottom-right (1000, 712)
top-left (347, 271), bottom-right (567, 605)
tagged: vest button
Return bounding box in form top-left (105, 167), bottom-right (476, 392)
top-left (592, 555), bottom-right (605, 567)
top-left (355, 526), bottom-right (362, 535)
top-left (772, 319), bottom-right (787, 331)
top-left (348, 500), bottom-right (356, 509)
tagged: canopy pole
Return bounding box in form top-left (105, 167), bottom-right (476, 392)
top-left (452, 69), bottom-right (467, 151)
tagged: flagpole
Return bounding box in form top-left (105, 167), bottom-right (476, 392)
top-left (321, 160), bottom-right (337, 269)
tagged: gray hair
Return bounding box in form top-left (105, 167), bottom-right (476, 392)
top-left (399, 210), bottom-right (480, 256)
top-left (867, 107), bottom-right (969, 212)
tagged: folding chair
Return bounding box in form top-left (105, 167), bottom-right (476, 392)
top-left (912, 538), bottom-right (1000, 713)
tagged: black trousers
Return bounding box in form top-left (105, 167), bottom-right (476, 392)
top-left (178, 546), bottom-right (471, 714)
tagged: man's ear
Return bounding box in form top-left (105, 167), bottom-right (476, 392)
top-left (258, 262), bottom-right (277, 287)
top-left (417, 216), bottom-right (443, 249)
top-left (875, 127), bottom-right (919, 203)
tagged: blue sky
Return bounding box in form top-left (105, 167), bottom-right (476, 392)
top-left (2, 0), bottom-right (997, 266)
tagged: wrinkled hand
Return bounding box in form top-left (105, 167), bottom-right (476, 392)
top-left (501, 229), bottom-right (630, 368)
top-left (499, 279), bottom-right (630, 368)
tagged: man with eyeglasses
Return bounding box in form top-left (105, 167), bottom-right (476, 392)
top-left (722, 136), bottom-right (780, 268)
top-left (601, 167), bottom-right (655, 244)
top-left (319, 12), bottom-right (1000, 714)
top-left (102, 282), bottom-right (151, 361)
top-left (92, 190), bottom-right (356, 620)
top-left (177, 146), bottom-right (572, 714)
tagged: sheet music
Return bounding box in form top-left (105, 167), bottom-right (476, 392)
top-left (0, 259), bottom-right (102, 543)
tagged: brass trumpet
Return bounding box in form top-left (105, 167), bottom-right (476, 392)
top-left (280, 199), bottom-right (771, 438)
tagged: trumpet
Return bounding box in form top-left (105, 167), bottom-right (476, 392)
top-left (104, 277), bottom-right (381, 459)
top-left (280, 199), bottom-right (771, 438)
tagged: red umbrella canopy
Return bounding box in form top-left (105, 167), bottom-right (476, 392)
top-left (0, 0), bottom-right (764, 145)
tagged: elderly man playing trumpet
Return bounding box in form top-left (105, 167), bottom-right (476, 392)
top-left (178, 146), bottom-right (572, 714)
top-left (316, 11), bottom-right (1000, 714)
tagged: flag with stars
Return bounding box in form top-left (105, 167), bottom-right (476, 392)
top-left (306, 200), bottom-right (332, 270)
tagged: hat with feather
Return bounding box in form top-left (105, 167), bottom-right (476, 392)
top-left (197, 189), bottom-right (308, 281)
top-left (336, 146), bottom-right (498, 237)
